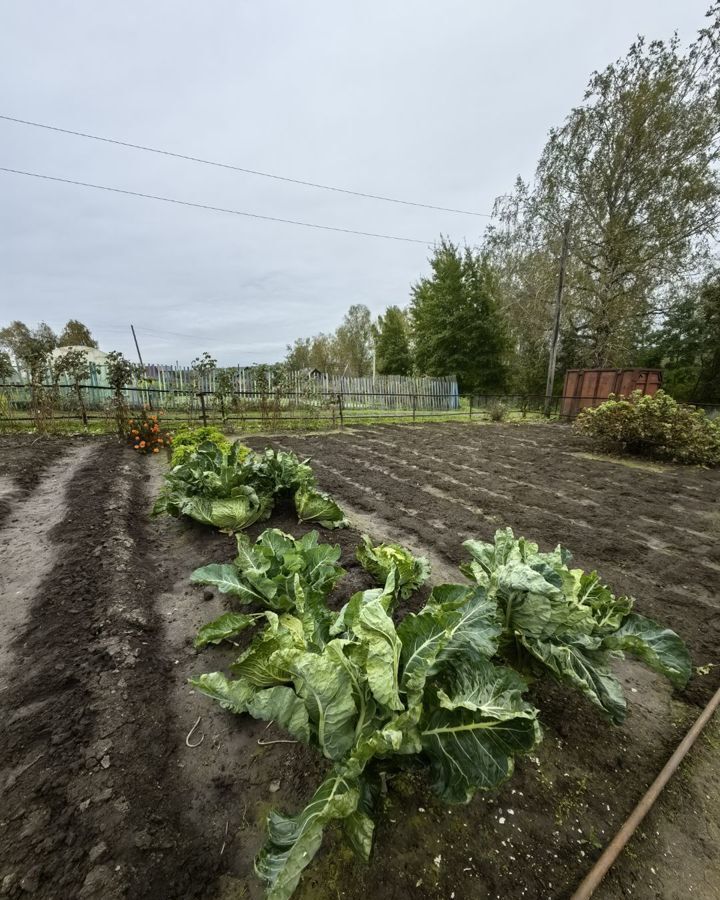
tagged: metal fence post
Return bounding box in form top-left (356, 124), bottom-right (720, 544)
top-left (468, 395), bottom-right (473, 421)
top-left (412, 394), bottom-right (417, 423)
top-left (199, 392), bottom-right (208, 427)
top-left (338, 392), bottom-right (344, 429)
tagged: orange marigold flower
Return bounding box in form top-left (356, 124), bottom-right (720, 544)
top-left (152, 447), bottom-right (159, 453)
top-left (139, 441), bottom-right (146, 448)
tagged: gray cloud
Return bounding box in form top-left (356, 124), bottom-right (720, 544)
top-left (0, 0), bottom-right (709, 365)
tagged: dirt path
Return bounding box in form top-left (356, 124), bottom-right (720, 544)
top-left (0, 444), bottom-right (95, 687)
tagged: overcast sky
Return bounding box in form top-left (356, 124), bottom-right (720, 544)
top-left (0, 1), bottom-right (711, 366)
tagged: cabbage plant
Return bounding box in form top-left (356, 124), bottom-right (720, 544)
top-left (356, 535), bottom-right (430, 599)
top-left (152, 443), bottom-right (346, 531)
top-left (461, 528), bottom-right (692, 723)
top-left (192, 570), bottom-right (542, 900)
top-left (191, 529), bottom-right (345, 645)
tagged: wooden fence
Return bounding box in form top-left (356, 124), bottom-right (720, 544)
top-left (3, 365), bottom-right (459, 412)
top-left (143, 366), bottom-right (459, 410)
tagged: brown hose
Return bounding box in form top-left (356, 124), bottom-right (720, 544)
top-left (571, 683), bottom-right (720, 899)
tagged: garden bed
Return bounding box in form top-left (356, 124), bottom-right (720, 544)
top-left (0, 424), bottom-right (718, 899)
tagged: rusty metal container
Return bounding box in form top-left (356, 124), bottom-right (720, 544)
top-left (560, 368), bottom-right (662, 418)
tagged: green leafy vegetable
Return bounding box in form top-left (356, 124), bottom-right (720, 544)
top-left (601, 612), bottom-right (692, 689)
top-left (295, 486), bottom-right (348, 529)
top-left (462, 527), bottom-right (692, 722)
top-left (421, 657), bottom-right (541, 802)
top-left (153, 443), bottom-right (347, 532)
top-left (192, 558), bottom-right (540, 899)
top-left (356, 535), bottom-right (430, 599)
top-left (194, 529), bottom-right (344, 612)
top-left (194, 612), bottom-right (260, 648)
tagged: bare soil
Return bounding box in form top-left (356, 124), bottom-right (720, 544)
top-left (0, 424), bottom-right (718, 900)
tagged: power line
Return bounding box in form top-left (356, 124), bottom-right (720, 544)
top-left (0, 166), bottom-right (432, 244)
top-left (0, 113), bottom-right (491, 218)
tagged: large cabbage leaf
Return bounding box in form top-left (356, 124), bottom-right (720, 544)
top-left (601, 612), bottom-right (692, 689)
top-left (294, 486), bottom-right (348, 529)
top-left (191, 672), bottom-right (310, 742)
top-left (194, 612), bottom-right (260, 648)
top-left (191, 562), bottom-right (279, 606)
top-left (255, 772), bottom-right (361, 900)
top-left (177, 489), bottom-right (273, 531)
top-left (397, 583), bottom-right (500, 703)
top-left (421, 658), bottom-right (541, 802)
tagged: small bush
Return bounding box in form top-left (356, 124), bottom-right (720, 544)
top-left (170, 425), bottom-right (241, 467)
top-left (487, 400), bottom-right (508, 422)
top-left (128, 412), bottom-right (172, 455)
top-left (574, 389), bottom-right (720, 466)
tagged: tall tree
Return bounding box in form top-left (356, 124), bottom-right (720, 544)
top-left (411, 239), bottom-right (508, 393)
top-left (0, 322), bottom-right (58, 428)
top-left (58, 319), bottom-right (98, 348)
top-left (285, 337), bottom-right (313, 370)
top-left (491, 7), bottom-right (720, 372)
top-left (486, 182), bottom-right (559, 395)
top-left (307, 334), bottom-right (340, 374)
top-left (374, 306), bottom-right (412, 375)
top-left (334, 304), bottom-right (373, 376)
top-left (285, 333), bottom-right (341, 373)
top-left (0, 321), bottom-right (57, 377)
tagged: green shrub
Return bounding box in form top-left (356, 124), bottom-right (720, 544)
top-left (575, 389), bottom-right (720, 466)
top-left (169, 425), bottom-right (238, 467)
top-left (487, 400), bottom-right (508, 422)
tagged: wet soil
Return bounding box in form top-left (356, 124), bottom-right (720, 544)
top-left (0, 424), bottom-right (718, 900)
top-left (244, 423), bottom-right (720, 900)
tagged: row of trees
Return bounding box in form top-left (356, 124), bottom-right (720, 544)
top-left (0, 319), bottom-right (143, 430)
top-left (0, 319), bottom-right (98, 377)
top-left (285, 6), bottom-right (720, 401)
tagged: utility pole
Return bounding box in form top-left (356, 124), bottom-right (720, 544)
top-left (544, 218), bottom-right (571, 417)
top-left (130, 323), bottom-right (152, 409)
top-left (130, 324), bottom-right (145, 370)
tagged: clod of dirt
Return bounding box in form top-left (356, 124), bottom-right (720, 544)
top-left (77, 864), bottom-right (118, 899)
top-left (87, 842), bottom-right (107, 864)
top-left (269, 781), bottom-right (281, 793)
top-left (1, 874), bottom-right (17, 895)
top-left (202, 589), bottom-right (214, 601)
top-left (133, 831), bottom-right (154, 850)
top-left (19, 866), bottom-right (41, 893)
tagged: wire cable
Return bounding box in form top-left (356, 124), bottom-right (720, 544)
top-left (0, 166), bottom-right (432, 244)
top-left (0, 113), bottom-right (491, 217)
